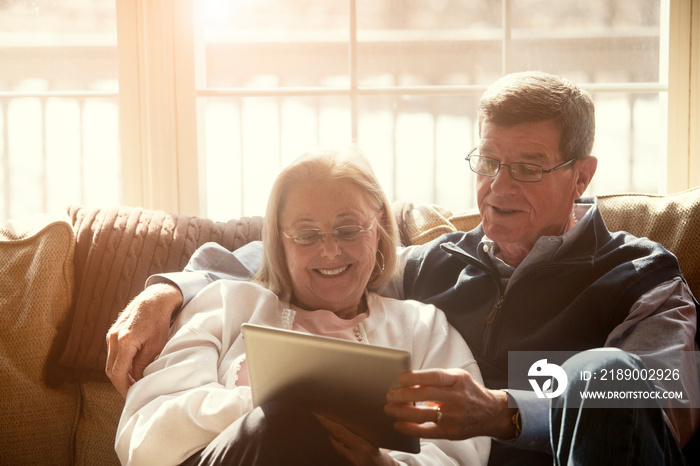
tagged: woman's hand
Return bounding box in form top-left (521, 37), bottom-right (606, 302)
top-left (385, 368), bottom-right (517, 441)
top-left (315, 415), bottom-right (398, 466)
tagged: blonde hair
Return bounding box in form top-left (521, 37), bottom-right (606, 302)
top-left (254, 147), bottom-right (398, 301)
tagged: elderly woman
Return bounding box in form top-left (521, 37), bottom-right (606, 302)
top-left (115, 148), bottom-right (489, 466)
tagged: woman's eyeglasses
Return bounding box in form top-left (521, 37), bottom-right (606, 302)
top-left (282, 219), bottom-right (375, 246)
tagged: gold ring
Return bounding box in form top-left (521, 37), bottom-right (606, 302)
top-left (435, 405), bottom-right (443, 424)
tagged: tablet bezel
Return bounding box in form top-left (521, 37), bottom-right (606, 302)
top-left (241, 323), bottom-right (420, 453)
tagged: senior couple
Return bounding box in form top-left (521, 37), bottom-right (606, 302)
top-left (111, 71), bottom-right (700, 465)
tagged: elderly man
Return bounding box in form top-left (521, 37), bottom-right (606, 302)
top-left (106, 72), bottom-right (699, 465)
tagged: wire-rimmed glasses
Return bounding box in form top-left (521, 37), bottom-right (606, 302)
top-left (465, 148), bottom-right (575, 183)
top-left (282, 218), bottom-right (376, 246)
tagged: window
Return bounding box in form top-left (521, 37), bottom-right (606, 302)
top-left (3, 0), bottom-right (698, 221)
top-left (194, 0), bottom-right (694, 221)
top-left (0, 0), bottom-right (119, 219)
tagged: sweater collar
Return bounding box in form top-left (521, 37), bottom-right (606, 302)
top-left (440, 198), bottom-right (603, 270)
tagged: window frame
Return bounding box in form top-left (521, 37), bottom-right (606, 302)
top-left (667, 0), bottom-right (700, 191)
top-left (116, 0), bottom-right (199, 214)
top-left (116, 0), bottom-right (700, 216)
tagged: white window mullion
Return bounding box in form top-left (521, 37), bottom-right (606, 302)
top-left (689, 0), bottom-right (700, 187)
top-left (116, 0), bottom-right (198, 214)
top-left (115, 0), bottom-right (143, 208)
top-left (173, 0), bottom-right (200, 215)
top-left (349, 0), bottom-right (358, 141)
top-left (502, 0), bottom-right (512, 75)
top-left (666, 0), bottom-right (697, 192)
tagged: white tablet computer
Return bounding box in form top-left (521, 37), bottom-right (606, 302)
top-left (241, 323), bottom-right (420, 453)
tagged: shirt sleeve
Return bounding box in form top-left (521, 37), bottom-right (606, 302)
top-left (115, 284), bottom-right (254, 465)
top-left (505, 278), bottom-right (699, 452)
top-left (503, 389), bottom-right (552, 453)
top-left (146, 241), bottom-right (264, 308)
top-left (604, 276), bottom-right (700, 447)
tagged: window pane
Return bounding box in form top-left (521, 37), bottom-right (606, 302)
top-left (356, 95), bottom-right (479, 210)
top-left (200, 0), bottom-right (349, 88)
top-left (197, 0), bottom-right (669, 220)
top-left (201, 96), bottom-right (352, 221)
top-left (590, 93), bottom-right (666, 194)
top-left (0, 0), bottom-right (119, 220)
top-left (510, 0), bottom-right (662, 83)
top-left (356, 0), bottom-right (503, 86)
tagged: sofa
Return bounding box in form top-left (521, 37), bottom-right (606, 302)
top-left (1, 188), bottom-right (699, 465)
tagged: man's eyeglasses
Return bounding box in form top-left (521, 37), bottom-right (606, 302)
top-left (282, 219), bottom-right (375, 246)
top-left (465, 148), bottom-right (576, 183)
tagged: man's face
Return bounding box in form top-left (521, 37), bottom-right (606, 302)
top-left (476, 120), bottom-right (596, 261)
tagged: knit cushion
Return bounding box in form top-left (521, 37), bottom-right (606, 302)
top-left (47, 205), bottom-right (263, 383)
top-left (0, 214), bottom-right (80, 464)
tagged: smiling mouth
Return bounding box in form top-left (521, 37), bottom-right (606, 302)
top-left (316, 265), bottom-right (350, 276)
top-left (492, 206), bottom-right (519, 215)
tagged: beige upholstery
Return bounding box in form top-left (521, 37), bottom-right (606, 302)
top-left (0, 215), bottom-right (80, 465)
top-left (52, 205), bottom-right (262, 466)
top-left (1, 206), bottom-right (263, 466)
top-left (393, 201), bottom-right (481, 245)
top-left (75, 381), bottom-right (125, 465)
top-left (597, 189), bottom-right (700, 298)
top-left (0, 188), bottom-right (698, 464)
top-left (49, 205), bottom-right (263, 384)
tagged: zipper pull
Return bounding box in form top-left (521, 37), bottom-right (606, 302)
top-left (486, 295), bottom-right (504, 324)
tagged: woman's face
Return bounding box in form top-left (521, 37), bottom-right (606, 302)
top-left (280, 178), bottom-right (380, 319)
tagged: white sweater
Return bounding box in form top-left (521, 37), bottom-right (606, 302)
top-left (116, 280), bottom-right (490, 465)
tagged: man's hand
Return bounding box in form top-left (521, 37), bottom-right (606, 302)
top-left (105, 283), bottom-right (183, 397)
top-left (385, 368), bottom-right (517, 441)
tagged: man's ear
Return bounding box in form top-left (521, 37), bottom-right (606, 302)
top-left (574, 156), bottom-right (598, 198)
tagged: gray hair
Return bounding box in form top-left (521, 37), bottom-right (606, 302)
top-left (478, 71), bottom-right (595, 161)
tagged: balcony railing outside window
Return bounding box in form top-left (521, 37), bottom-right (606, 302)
top-left (0, 0), bottom-right (119, 220)
top-left (0, 0), bottom-right (670, 221)
top-left (197, 0), bottom-right (668, 221)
